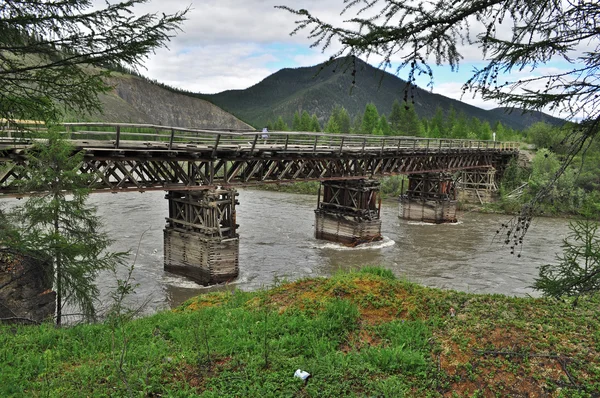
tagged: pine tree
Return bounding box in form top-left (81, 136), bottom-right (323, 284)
top-left (446, 106), bottom-right (457, 136)
top-left (351, 113), bottom-right (363, 134)
top-left (388, 100), bottom-right (403, 135)
top-left (451, 112), bottom-right (469, 138)
top-left (310, 114), bottom-right (321, 132)
top-left (480, 121), bottom-right (493, 141)
top-left (430, 107), bottom-right (446, 137)
top-left (379, 115), bottom-right (392, 136)
top-left (292, 111), bottom-right (302, 131)
top-left (6, 132), bottom-right (126, 325)
top-left (324, 115), bottom-right (340, 134)
top-left (332, 106), bottom-right (351, 134)
top-left (273, 116), bottom-right (289, 131)
top-left (300, 111), bottom-right (312, 131)
top-left (361, 103), bottom-right (380, 135)
top-left (534, 220), bottom-right (600, 305)
top-left (399, 102), bottom-right (421, 136)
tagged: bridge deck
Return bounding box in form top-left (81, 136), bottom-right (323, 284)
top-left (0, 123), bottom-right (519, 194)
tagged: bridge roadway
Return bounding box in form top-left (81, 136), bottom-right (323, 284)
top-left (0, 122), bottom-right (519, 195)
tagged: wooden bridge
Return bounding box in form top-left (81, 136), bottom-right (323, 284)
top-left (0, 123), bottom-right (519, 285)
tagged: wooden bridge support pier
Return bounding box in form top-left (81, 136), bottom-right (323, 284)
top-left (163, 188), bottom-right (239, 285)
top-left (399, 173), bottom-right (458, 223)
top-left (315, 179), bottom-right (382, 246)
top-left (457, 168), bottom-right (498, 204)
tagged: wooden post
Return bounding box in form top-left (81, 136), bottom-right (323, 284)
top-left (212, 134), bottom-right (221, 158)
top-left (317, 182), bottom-right (322, 207)
top-left (168, 128), bottom-right (175, 149)
top-left (115, 125), bottom-right (121, 148)
top-left (250, 134), bottom-right (258, 154)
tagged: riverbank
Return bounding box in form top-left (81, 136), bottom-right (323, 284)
top-left (3, 267), bottom-right (599, 397)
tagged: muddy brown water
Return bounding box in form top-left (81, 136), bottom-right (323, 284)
top-left (1, 189), bottom-right (570, 319)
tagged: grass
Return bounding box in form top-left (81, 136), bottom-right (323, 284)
top-left (2, 267), bottom-right (600, 397)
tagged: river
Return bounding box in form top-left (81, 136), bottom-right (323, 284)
top-left (2, 189), bottom-right (571, 318)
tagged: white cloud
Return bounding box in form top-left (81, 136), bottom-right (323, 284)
top-left (433, 82), bottom-right (499, 110)
top-left (142, 44), bottom-right (280, 93)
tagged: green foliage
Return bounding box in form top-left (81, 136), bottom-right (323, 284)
top-left (526, 122), bottom-right (563, 150)
top-left (3, 133), bottom-right (126, 324)
top-left (479, 121), bottom-right (493, 140)
top-left (361, 102), bottom-right (380, 134)
top-left (451, 112), bottom-right (470, 138)
top-left (292, 111), bottom-right (301, 131)
top-left (388, 99), bottom-right (403, 134)
top-left (533, 220), bottom-right (600, 303)
top-left (429, 107), bottom-right (446, 137)
top-left (500, 158), bottom-right (530, 193)
top-left (0, 0), bottom-right (187, 125)
top-left (379, 114), bottom-right (392, 136)
top-left (310, 114), bottom-right (321, 132)
top-left (359, 266), bottom-right (397, 280)
top-left (526, 149), bottom-right (585, 214)
top-left (300, 110), bottom-right (312, 131)
top-left (324, 114), bottom-right (340, 134)
top-left (331, 106), bottom-right (352, 134)
top-left (273, 116), bottom-right (289, 131)
top-left (351, 112), bottom-right (363, 134)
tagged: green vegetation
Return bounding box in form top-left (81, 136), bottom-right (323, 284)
top-left (490, 122), bottom-right (600, 218)
top-left (534, 220), bottom-right (600, 304)
top-left (1, 133), bottom-right (126, 324)
top-left (268, 98), bottom-right (524, 142)
top-left (2, 268), bottom-right (599, 397)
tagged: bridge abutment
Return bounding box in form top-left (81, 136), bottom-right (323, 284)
top-left (163, 189), bottom-right (239, 285)
top-left (315, 179), bottom-right (382, 246)
top-left (399, 173), bottom-right (458, 223)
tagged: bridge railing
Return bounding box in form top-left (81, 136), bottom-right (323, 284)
top-left (0, 119), bottom-right (47, 141)
top-left (52, 123), bottom-right (520, 153)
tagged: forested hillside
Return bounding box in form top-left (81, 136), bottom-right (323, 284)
top-left (202, 57), bottom-right (564, 130)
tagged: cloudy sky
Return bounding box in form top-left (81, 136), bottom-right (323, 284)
top-left (126, 0), bottom-right (574, 112)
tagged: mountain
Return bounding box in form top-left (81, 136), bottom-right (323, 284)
top-left (202, 57), bottom-right (565, 131)
top-left (69, 74), bottom-right (253, 130)
top-left (487, 107), bottom-right (565, 130)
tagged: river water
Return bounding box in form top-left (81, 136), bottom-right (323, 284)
top-left (2, 189), bottom-right (571, 317)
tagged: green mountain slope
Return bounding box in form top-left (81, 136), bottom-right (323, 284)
top-left (203, 57), bottom-right (564, 130)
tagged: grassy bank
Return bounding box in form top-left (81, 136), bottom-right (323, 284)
top-left (2, 268), bottom-right (600, 397)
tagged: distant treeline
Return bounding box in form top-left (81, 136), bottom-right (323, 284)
top-left (265, 101), bottom-right (523, 142)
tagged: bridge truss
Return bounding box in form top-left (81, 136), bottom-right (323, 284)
top-left (0, 123), bottom-right (518, 195)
